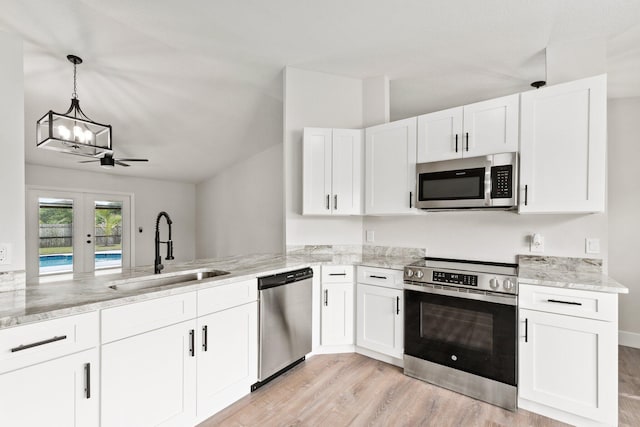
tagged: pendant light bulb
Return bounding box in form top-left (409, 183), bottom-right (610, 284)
top-left (57, 125), bottom-right (71, 139)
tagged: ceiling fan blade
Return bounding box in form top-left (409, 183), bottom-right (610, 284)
top-left (115, 161), bottom-right (131, 167)
top-left (117, 158), bottom-right (148, 162)
top-left (78, 159), bottom-right (100, 163)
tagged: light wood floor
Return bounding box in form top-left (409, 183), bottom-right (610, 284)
top-left (200, 346), bottom-right (640, 427)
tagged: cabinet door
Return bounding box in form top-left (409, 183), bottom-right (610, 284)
top-left (302, 127), bottom-right (332, 215)
top-left (519, 75), bottom-right (606, 213)
top-left (101, 320), bottom-right (197, 427)
top-left (356, 284), bottom-right (403, 358)
top-left (365, 117), bottom-right (417, 214)
top-left (519, 309), bottom-right (617, 424)
top-left (332, 129), bottom-right (363, 215)
top-left (0, 348), bottom-right (99, 427)
top-left (321, 282), bottom-right (354, 346)
top-left (417, 106), bottom-right (463, 162)
top-left (196, 302), bottom-right (257, 419)
top-left (462, 94), bottom-right (519, 157)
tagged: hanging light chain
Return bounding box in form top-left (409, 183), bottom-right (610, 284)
top-left (72, 61), bottom-right (78, 99)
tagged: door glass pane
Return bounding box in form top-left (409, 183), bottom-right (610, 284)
top-left (94, 200), bottom-right (123, 270)
top-left (420, 302), bottom-right (493, 352)
top-left (38, 198), bottom-right (74, 275)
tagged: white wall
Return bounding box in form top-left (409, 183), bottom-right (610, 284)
top-left (0, 32), bottom-right (24, 273)
top-left (608, 97), bottom-right (640, 335)
top-left (284, 67), bottom-right (364, 246)
top-left (362, 212), bottom-right (607, 264)
top-left (26, 164), bottom-right (196, 267)
top-left (196, 144), bottom-right (284, 258)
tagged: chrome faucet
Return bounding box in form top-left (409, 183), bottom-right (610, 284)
top-left (154, 211), bottom-right (174, 274)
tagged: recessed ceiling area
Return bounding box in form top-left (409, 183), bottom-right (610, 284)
top-left (2, 0), bottom-right (639, 183)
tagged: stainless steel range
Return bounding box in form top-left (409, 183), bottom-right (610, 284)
top-left (403, 257), bottom-right (518, 410)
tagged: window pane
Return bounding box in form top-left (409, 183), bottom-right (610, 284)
top-left (39, 198), bottom-right (74, 275)
top-left (94, 200), bottom-right (123, 270)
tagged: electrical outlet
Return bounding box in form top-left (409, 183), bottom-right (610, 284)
top-left (530, 233), bottom-right (544, 253)
top-left (366, 230), bottom-right (375, 243)
top-left (0, 243), bottom-right (11, 265)
top-left (586, 238), bottom-right (601, 254)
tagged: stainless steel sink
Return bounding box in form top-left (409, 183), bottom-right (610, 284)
top-left (108, 269), bottom-right (230, 291)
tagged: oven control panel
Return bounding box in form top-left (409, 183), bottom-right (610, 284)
top-left (432, 271), bottom-right (478, 287)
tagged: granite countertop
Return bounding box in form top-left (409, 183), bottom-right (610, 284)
top-left (0, 251), bottom-right (421, 330)
top-left (517, 255), bottom-right (628, 294)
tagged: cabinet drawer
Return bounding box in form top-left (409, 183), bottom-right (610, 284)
top-left (198, 278), bottom-right (258, 316)
top-left (357, 266), bottom-right (403, 289)
top-left (0, 311), bottom-right (98, 374)
top-left (519, 284), bottom-right (617, 321)
top-left (101, 292), bottom-right (197, 343)
top-left (322, 265), bottom-right (354, 283)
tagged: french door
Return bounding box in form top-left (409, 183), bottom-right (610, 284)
top-left (26, 188), bottom-right (132, 280)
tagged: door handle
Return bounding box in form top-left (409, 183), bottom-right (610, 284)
top-left (10, 335), bottom-right (67, 352)
top-left (465, 132), bottom-right (469, 151)
top-left (524, 185), bottom-right (528, 206)
top-left (324, 289), bottom-right (328, 306)
top-left (455, 134), bottom-right (458, 152)
top-left (369, 275), bottom-right (387, 280)
top-left (547, 299), bottom-right (582, 306)
top-left (189, 329), bottom-right (195, 357)
top-left (202, 325), bottom-right (208, 352)
top-left (409, 191), bottom-right (413, 209)
top-left (396, 296), bottom-right (400, 315)
top-left (84, 363), bottom-right (91, 399)
top-left (326, 194), bottom-right (330, 210)
top-left (524, 318), bottom-right (528, 343)
top-left (334, 195), bottom-right (338, 210)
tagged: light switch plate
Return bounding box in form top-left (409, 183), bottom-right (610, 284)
top-left (366, 230), bottom-right (375, 243)
top-left (586, 238), bottom-right (601, 254)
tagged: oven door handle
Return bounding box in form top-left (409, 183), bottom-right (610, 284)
top-left (403, 282), bottom-right (517, 306)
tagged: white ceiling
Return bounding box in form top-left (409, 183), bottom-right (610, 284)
top-left (2, 0), bottom-right (639, 183)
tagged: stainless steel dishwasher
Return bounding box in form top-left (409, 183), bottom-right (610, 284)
top-left (252, 267), bottom-right (313, 391)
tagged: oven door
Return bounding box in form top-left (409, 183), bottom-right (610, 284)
top-left (404, 286), bottom-right (516, 386)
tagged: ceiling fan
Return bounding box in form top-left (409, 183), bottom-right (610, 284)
top-left (78, 152), bottom-right (149, 168)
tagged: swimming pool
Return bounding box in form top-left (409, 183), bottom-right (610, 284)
top-left (40, 252), bottom-right (122, 268)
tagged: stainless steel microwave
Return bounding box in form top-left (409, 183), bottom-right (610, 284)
top-left (416, 153), bottom-right (518, 210)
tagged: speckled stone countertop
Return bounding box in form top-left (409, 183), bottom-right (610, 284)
top-left (518, 255), bottom-right (628, 294)
top-left (0, 252), bottom-right (422, 330)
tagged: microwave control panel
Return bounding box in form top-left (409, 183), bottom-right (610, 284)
top-left (490, 165), bottom-right (513, 199)
top-left (432, 271), bottom-right (478, 287)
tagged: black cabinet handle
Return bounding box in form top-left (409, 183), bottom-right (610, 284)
top-left (10, 335), bottom-right (67, 352)
top-left (524, 318), bottom-right (528, 343)
top-left (84, 363), bottom-right (91, 399)
top-left (409, 191), bottom-right (413, 209)
top-left (524, 185), bottom-right (528, 206)
top-left (369, 275), bottom-right (387, 280)
top-left (465, 132), bottom-right (469, 151)
top-left (189, 329), bottom-right (195, 357)
top-left (334, 195), bottom-right (338, 210)
top-left (326, 194), bottom-right (330, 210)
top-left (396, 296), bottom-right (400, 315)
top-left (455, 134), bottom-right (458, 152)
top-left (547, 299), bottom-right (582, 306)
top-left (86, 240), bottom-right (91, 244)
top-left (324, 289), bottom-right (328, 306)
top-left (329, 273), bottom-right (346, 276)
top-left (202, 325), bottom-right (208, 352)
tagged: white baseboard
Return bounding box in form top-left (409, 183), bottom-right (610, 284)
top-left (619, 330), bottom-right (640, 349)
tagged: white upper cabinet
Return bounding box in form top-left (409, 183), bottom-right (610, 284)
top-left (302, 128), bottom-right (362, 215)
top-left (365, 117), bottom-right (417, 215)
top-left (417, 94), bottom-right (519, 163)
top-left (519, 74), bottom-right (606, 213)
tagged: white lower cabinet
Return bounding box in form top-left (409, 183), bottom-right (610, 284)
top-left (196, 301), bottom-right (258, 421)
top-left (101, 319), bottom-right (197, 427)
top-left (321, 282), bottom-right (354, 346)
top-left (356, 283), bottom-right (403, 359)
top-left (0, 347), bottom-right (99, 427)
top-left (518, 284), bottom-right (618, 426)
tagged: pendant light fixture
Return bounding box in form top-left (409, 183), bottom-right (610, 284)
top-left (36, 54), bottom-right (112, 157)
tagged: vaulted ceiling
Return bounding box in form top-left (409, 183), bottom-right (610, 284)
top-left (2, 0), bottom-right (639, 183)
